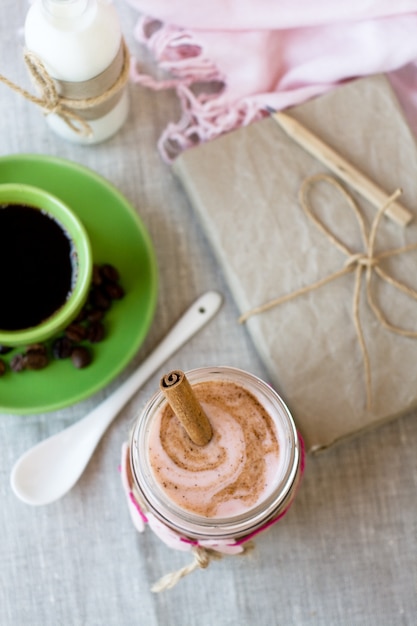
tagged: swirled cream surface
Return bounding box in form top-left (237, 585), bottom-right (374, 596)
top-left (148, 380), bottom-right (280, 518)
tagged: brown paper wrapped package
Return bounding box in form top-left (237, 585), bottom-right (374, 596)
top-left (173, 75), bottom-right (417, 452)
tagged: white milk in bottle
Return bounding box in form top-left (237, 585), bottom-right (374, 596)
top-left (24, 0), bottom-right (129, 144)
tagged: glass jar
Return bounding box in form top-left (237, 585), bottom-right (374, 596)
top-left (126, 366), bottom-right (303, 548)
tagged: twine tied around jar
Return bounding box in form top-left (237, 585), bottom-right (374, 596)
top-left (0, 38), bottom-right (130, 136)
top-left (239, 173), bottom-right (417, 410)
top-left (150, 543), bottom-right (254, 593)
top-left (120, 438), bottom-right (305, 592)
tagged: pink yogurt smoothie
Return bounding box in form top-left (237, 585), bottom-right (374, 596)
top-left (147, 379), bottom-right (284, 519)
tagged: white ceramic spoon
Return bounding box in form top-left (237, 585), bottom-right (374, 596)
top-left (10, 291), bottom-right (222, 506)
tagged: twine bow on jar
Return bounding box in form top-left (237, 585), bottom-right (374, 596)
top-left (239, 173), bottom-right (417, 410)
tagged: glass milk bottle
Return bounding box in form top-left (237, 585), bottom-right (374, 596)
top-left (24, 0), bottom-right (129, 144)
top-left (122, 367), bottom-right (304, 590)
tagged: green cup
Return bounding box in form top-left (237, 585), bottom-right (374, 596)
top-left (0, 183), bottom-right (92, 346)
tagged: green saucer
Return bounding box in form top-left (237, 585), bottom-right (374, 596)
top-left (0, 154), bottom-right (158, 414)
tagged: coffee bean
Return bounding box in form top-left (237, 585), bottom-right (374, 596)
top-left (89, 287), bottom-right (111, 311)
top-left (100, 263), bottom-right (119, 283)
top-left (103, 281), bottom-right (125, 300)
top-left (65, 323), bottom-right (87, 342)
top-left (25, 351), bottom-right (49, 370)
top-left (26, 343), bottom-right (47, 356)
top-left (86, 308), bottom-right (104, 322)
top-left (24, 344), bottom-right (48, 369)
top-left (0, 359), bottom-right (6, 376)
top-left (52, 336), bottom-right (73, 359)
top-left (10, 353), bottom-right (27, 372)
top-left (86, 320), bottom-right (105, 343)
top-left (71, 346), bottom-right (92, 369)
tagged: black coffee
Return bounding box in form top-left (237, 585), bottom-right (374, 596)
top-left (0, 203), bottom-right (75, 331)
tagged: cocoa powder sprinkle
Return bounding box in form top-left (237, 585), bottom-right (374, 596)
top-left (153, 380), bottom-right (280, 518)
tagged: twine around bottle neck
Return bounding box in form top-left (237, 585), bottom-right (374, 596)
top-left (0, 37), bottom-right (131, 136)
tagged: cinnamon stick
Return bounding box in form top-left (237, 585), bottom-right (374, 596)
top-left (160, 370), bottom-right (213, 446)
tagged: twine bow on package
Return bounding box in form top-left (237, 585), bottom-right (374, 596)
top-left (173, 75), bottom-right (417, 452)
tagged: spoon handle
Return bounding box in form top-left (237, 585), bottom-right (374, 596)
top-left (86, 290), bottom-right (223, 432)
top-left (10, 292), bottom-right (222, 505)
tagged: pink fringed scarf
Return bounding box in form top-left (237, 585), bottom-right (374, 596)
top-left (125, 0), bottom-right (417, 160)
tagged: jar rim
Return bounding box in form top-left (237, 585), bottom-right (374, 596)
top-left (130, 366), bottom-right (301, 541)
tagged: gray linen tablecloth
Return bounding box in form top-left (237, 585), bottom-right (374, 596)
top-left (1, 2), bottom-right (416, 625)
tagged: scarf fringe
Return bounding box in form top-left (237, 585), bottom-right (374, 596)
top-left (130, 16), bottom-right (265, 160)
